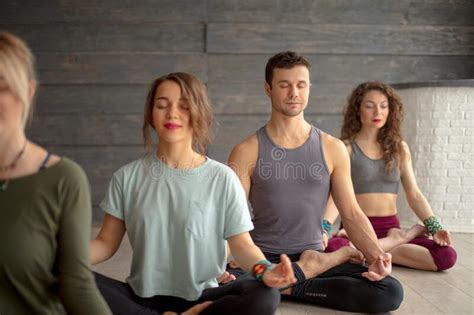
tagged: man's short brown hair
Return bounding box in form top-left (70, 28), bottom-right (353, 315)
top-left (265, 51), bottom-right (311, 86)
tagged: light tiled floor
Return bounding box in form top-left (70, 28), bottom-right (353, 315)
top-left (91, 229), bottom-right (473, 314)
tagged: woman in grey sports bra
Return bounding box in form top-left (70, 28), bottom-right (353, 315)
top-left (324, 81), bottom-right (456, 272)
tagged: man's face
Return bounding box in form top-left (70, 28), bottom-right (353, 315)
top-left (265, 65), bottom-right (311, 117)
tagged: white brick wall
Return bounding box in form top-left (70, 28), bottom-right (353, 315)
top-left (397, 87), bottom-right (473, 233)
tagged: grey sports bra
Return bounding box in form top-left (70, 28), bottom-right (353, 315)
top-left (351, 141), bottom-right (400, 194)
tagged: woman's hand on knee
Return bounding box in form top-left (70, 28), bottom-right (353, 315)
top-left (262, 254), bottom-right (297, 288)
top-left (433, 229), bottom-right (451, 246)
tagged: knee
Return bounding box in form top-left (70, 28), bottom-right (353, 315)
top-left (241, 280), bottom-right (280, 315)
top-left (372, 276), bottom-right (404, 312)
top-left (435, 246), bottom-right (457, 271)
top-left (385, 277), bottom-right (404, 311)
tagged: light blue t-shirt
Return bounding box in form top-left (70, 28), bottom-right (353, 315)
top-left (100, 155), bottom-right (253, 301)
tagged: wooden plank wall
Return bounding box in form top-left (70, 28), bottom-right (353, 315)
top-left (2, 0), bottom-right (473, 221)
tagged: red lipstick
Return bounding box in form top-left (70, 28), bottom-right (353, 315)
top-left (164, 123), bottom-right (181, 129)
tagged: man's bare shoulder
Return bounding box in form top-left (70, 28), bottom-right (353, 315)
top-left (321, 131), bottom-right (347, 153)
top-left (228, 133), bottom-right (258, 162)
top-left (233, 133), bottom-right (258, 152)
top-left (228, 133), bottom-right (258, 176)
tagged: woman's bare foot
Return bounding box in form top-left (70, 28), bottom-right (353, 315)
top-left (336, 228), bottom-right (348, 238)
top-left (379, 225), bottom-right (426, 252)
top-left (387, 224), bottom-right (426, 243)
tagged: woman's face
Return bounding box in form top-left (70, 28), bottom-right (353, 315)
top-left (152, 80), bottom-right (193, 146)
top-left (0, 78), bottom-right (24, 134)
top-left (358, 90), bottom-right (389, 129)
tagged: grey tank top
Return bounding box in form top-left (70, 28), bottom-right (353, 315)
top-left (249, 126), bottom-right (330, 254)
top-left (351, 141), bottom-right (400, 194)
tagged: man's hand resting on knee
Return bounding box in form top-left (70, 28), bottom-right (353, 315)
top-left (362, 253), bottom-right (392, 281)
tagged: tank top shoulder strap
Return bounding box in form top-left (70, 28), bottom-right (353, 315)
top-left (256, 126), bottom-right (268, 144)
top-left (311, 126), bottom-right (330, 175)
top-left (310, 126), bottom-right (322, 151)
top-left (39, 152), bottom-right (51, 170)
top-left (256, 125), bottom-right (275, 149)
top-left (351, 141), bottom-right (362, 156)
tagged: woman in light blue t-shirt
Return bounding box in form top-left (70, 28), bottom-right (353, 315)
top-left (90, 72), bottom-right (296, 315)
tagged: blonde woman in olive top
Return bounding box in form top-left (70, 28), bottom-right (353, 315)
top-left (0, 32), bottom-right (111, 314)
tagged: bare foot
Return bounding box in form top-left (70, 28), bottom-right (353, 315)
top-left (296, 250), bottom-right (334, 279)
top-left (379, 225), bottom-right (426, 252)
top-left (281, 288), bottom-right (292, 295)
top-left (284, 248), bottom-right (365, 296)
top-left (296, 247), bottom-right (361, 279)
top-left (347, 241), bottom-right (356, 249)
top-left (406, 224), bottom-right (427, 240)
top-left (387, 224), bottom-right (425, 243)
top-left (336, 228), bottom-right (348, 238)
top-left (227, 260), bottom-right (239, 268)
top-left (342, 246), bottom-right (366, 264)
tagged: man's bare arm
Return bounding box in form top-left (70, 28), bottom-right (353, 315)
top-left (227, 135), bottom-right (258, 198)
top-left (324, 134), bottom-right (383, 263)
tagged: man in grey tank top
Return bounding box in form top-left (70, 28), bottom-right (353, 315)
top-left (227, 51), bottom-right (404, 313)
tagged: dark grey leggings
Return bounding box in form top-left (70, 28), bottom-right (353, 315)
top-left (228, 252), bottom-right (404, 313)
top-left (94, 272), bottom-right (280, 315)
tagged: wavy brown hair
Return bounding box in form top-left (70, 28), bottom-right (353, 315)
top-left (341, 81), bottom-right (405, 173)
top-left (142, 72), bottom-right (214, 155)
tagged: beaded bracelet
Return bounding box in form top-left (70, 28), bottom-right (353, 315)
top-left (423, 216), bottom-right (443, 235)
top-left (252, 259), bottom-right (273, 281)
top-left (322, 219), bottom-right (332, 235)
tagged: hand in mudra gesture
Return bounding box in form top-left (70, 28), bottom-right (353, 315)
top-left (433, 229), bottom-right (451, 246)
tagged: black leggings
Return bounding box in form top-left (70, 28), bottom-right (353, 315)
top-left (227, 252), bottom-right (404, 313)
top-left (94, 272), bottom-right (280, 315)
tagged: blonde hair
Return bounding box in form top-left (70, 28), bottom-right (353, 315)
top-left (142, 72), bottom-right (214, 154)
top-left (0, 32), bottom-right (36, 127)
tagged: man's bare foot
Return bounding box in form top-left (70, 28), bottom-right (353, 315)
top-left (284, 247), bottom-right (366, 296)
top-left (341, 246), bottom-right (365, 264)
top-left (281, 287), bottom-right (292, 295)
top-left (296, 247), bottom-right (361, 280)
top-left (296, 250), bottom-right (331, 279)
top-left (227, 260), bottom-right (239, 268)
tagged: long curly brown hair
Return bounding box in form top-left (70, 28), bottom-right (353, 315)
top-left (341, 81), bottom-right (405, 173)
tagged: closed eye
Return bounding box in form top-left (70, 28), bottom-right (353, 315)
top-left (155, 101), bottom-right (168, 109)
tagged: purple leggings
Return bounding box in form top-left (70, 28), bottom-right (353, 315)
top-left (326, 215), bottom-right (457, 271)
